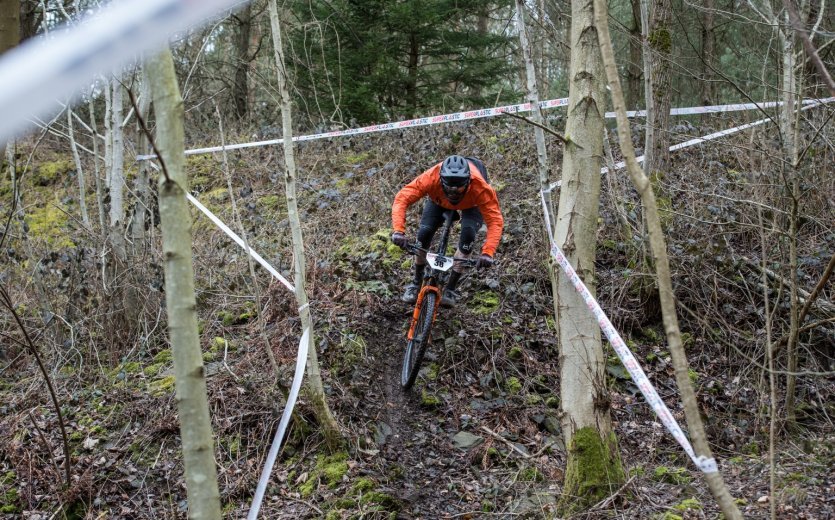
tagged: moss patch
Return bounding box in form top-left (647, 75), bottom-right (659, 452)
top-left (148, 375), bottom-right (176, 397)
top-left (25, 203), bottom-right (74, 249)
top-left (652, 466), bottom-right (691, 485)
top-left (469, 291), bottom-right (500, 315)
top-left (33, 159), bottom-right (73, 186)
top-left (299, 452), bottom-right (350, 497)
top-left (558, 427), bottom-right (625, 515)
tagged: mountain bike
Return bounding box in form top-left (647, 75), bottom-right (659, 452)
top-left (400, 210), bottom-right (478, 390)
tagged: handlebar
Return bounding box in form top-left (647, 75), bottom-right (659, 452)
top-left (401, 243), bottom-right (483, 269)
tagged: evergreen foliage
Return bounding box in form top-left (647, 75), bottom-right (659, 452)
top-left (288, 0), bottom-right (518, 125)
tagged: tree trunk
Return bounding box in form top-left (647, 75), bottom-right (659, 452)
top-left (89, 97), bottom-right (106, 233)
top-left (627, 0), bottom-right (643, 109)
top-left (131, 66), bottom-right (153, 254)
top-left (555, 0), bottom-right (624, 512)
top-left (233, 3), bottom-right (252, 120)
top-left (645, 0), bottom-right (672, 178)
top-left (67, 105), bottom-right (90, 227)
top-left (147, 47), bottom-right (222, 520)
top-left (0, 0), bottom-right (19, 161)
top-left (593, 1), bottom-right (742, 516)
top-left (109, 75), bottom-right (126, 261)
top-left (268, 0), bottom-right (343, 451)
top-left (700, 0), bottom-right (716, 105)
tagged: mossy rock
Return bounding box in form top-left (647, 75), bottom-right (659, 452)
top-left (469, 291), bottom-right (500, 315)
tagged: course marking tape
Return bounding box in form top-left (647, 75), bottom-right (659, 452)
top-left (247, 327), bottom-right (310, 519)
top-left (185, 193), bottom-right (294, 292)
top-left (0, 0), bottom-right (247, 145)
top-left (137, 97), bottom-right (571, 159)
top-left (136, 97), bottom-right (834, 161)
top-left (546, 97), bottom-right (835, 192)
top-left (539, 191), bottom-right (717, 473)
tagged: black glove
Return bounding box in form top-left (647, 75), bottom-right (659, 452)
top-left (391, 231), bottom-right (409, 249)
top-left (476, 253), bottom-right (494, 269)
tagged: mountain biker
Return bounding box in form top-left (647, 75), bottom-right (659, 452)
top-left (391, 155), bottom-right (504, 308)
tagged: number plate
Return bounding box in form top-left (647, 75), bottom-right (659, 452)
top-left (426, 253), bottom-right (454, 272)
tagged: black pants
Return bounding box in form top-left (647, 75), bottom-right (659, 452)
top-left (416, 201), bottom-right (483, 256)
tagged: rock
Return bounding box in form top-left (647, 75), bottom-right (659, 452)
top-left (507, 491), bottom-right (557, 516)
top-left (544, 416), bottom-right (561, 436)
top-left (374, 421), bottom-right (393, 447)
top-left (452, 431), bottom-right (484, 450)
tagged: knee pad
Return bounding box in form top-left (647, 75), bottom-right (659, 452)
top-left (458, 224), bottom-right (478, 254)
top-left (417, 225), bottom-right (436, 248)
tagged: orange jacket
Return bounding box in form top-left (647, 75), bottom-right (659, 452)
top-left (391, 160), bottom-right (504, 257)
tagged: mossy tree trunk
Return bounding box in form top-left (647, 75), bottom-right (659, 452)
top-left (268, 0), bottom-right (343, 451)
top-left (0, 0), bottom-right (19, 161)
top-left (148, 48), bottom-right (221, 520)
top-left (592, 1), bottom-right (742, 516)
top-left (555, 0), bottom-right (625, 513)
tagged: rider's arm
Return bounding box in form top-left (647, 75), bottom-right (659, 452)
top-left (476, 186), bottom-right (504, 257)
top-left (391, 169), bottom-right (435, 232)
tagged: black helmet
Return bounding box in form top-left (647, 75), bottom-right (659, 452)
top-left (440, 155), bottom-right (471, 188)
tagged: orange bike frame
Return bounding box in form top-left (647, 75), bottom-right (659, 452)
top-left (406, 284), bottom-right (442, 340)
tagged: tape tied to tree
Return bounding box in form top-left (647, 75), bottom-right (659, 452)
top-left (539, 191), bottom-right (717, 474)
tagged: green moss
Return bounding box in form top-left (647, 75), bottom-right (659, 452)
top-left (219, 311), bottom-right (236, 327)
top-left (421, 390), bottom-right (441, 408)
top-left (505, 377), bottom-right (522, 394)
top-left (508, 346), bottom-right (523, 360)
top-left (525, 394), bottom-right (543, 405)
top-left (558, 428), bottom-right (625, 515)
top-left (186, 155), bottom-right (218, 179)
top-left (648, 28), bottom-right (672, 54)
top-left (688, 368), bottom-right (698, 383)
top-left (33, 159), bottom-right (73, 186)
top-left (206, 187), bottom-right (229, 202)
top-left (299, 452), bottom-right (350, 497)
top-left (673, 498), bottom-right (701, 511)
top-left (25, 203), bottom-right (75, 248)
top-left (652, 466), bottom-right (691, 485)
top-left (519, 466), bottom-right (544, 482)
top-left (469, 291), bottom-right (500, 315)
top-left (351, 477), bottom-right (375, 494)
top-left (258, 194), bottom-right (282, 210)
top-left (211, 337), bottom-right (227, 352)
top-left (545, 396), bottom-right (560, 408)
top-left (148, 375), bottom-right (176, 397)
top-left (345, 152), bottom-right (371, 165)
top-left (680, 332), bottom-right (693, 349)
top-left (425, 363), bottom-right (440, 381)
top-left (359, 491), bottom-right (398, 509)
top-left (641, 328), bottom-right (661, 343)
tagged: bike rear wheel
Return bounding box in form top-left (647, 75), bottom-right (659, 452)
top-left (401, 291), bottom-right (436, 389)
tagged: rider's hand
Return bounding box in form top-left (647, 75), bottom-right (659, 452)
top-left (476, 253), bottom-right (494, 269)
top-left (391, 231), bottom-right (409, 249)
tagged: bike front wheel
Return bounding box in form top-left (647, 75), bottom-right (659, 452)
top-left (401, 291), bottom-right (436, 390)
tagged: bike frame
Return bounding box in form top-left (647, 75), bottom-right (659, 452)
top-left (405, 210), bottom-right (458, 341)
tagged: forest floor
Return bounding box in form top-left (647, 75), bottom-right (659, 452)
top-left (1, 116), bottom-right (834, 519)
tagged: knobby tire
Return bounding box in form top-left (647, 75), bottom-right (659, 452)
top-left (401, 291), bottom-right (436, 390)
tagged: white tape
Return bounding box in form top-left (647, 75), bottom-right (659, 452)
top-left (136, 97), bottom-right (570, 160)
top-left (247, 327), bottom-right (310, 519)
top-left (185, 193), bottom-right (294, 292)
top-left (606, 97), bottom-right (834, 118)
top-left (0, 0), bottom-right (246, 145)
top-left (540, 191), bottom-right (716, 473)
top-left (138, 97), bottom-right (833, 161)
top-left (545, 97), bottom-right (834, 193)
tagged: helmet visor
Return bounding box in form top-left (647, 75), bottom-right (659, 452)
top-left (441, 175), bottom-right (470, 188)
